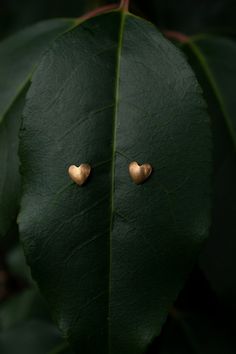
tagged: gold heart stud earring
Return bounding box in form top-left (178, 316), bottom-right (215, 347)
top-left (129, 161), bottom-right (152, 185)
top-left (68, 164), bottom-right (91, 186)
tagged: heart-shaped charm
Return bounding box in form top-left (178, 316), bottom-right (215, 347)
top-left (68, 164), bottom-right (91, 186)
top-left (129, 161), bottom-right (153, 185)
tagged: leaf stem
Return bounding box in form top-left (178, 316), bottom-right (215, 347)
top-left (120, 0), bottom-right (130, 12)
top-left (164, 30), bottom-right (189, 43)
top-left (77, 4), bottom-right (119, 24)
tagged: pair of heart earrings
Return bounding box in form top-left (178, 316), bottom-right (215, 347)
top-left (68, 161), bottom-right (152, 186)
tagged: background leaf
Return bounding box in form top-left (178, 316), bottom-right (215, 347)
top-left (180, 35), bottom-right (236, 311)
top-left (183, 36), bottom-right (236, 146)
top-left (0, 320), bottom-right (62, 354)
top-left (19, 9), bottom-right (211, 354)
top-left (0, 0), bottom-right (89, 39)
top-left (0, 288), bottom-right (49, 331)
top-left (0, 235), bottom-right (69, 353)
top-left (0, 237), bottom-right (54, 330)
top-left (0, 19), bottom-right (76, 238)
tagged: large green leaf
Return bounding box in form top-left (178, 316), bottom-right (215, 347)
top-left (19, 7), bottom-right (212, 354)
top-left (0, 18), bottom-right (76, 237)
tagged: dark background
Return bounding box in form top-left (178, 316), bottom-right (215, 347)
top-left (0, 0), bottom-right (236, 39)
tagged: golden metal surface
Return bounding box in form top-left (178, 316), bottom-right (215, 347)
top-left (129, 161), bottom-right (152, 185)
top-left (68, 164), bottom-right (91, 186)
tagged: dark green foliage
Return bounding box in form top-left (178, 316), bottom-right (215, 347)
top-left (183, 36), bottom-right (236, 146)
top-left (0, 19), bottom-right (76, 238)
top-left (18, 9), bottom-right (211, 354)
top-left (180, 35), bottom-right (236, 312)
top-left (0, 0), bottom-right (87, 39)
top-left (0, 320), bottom-right (62, 354)
top-left (0, 1), bottom-right (235, 353)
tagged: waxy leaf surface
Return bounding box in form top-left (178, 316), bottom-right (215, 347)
top-left (19, 10), bottom-right (212, 354)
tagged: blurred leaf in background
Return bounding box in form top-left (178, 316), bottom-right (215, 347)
top-left (1, 0), bottom-right (74, 37)
top-left (0, 232), bottom-right (69, 354)
top-left (180, 35), bottom-right (236, 314)
top-left (0, 0), bottom-right (103, 39)
top-left (0, 320), bottom-right (61, 354)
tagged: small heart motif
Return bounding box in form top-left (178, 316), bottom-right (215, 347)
top-left (68, 164), bottom-right (91, 186)
top-left (129, 161), bottom-right (153, 185)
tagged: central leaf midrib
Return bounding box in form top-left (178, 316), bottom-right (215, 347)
top-left (108, 9), bottom-right (127, 353)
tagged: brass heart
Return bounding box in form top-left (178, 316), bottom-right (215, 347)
top-left (68, 164), bottom-right (91, 186)
top-left (129, 161), bottom-right (152, 185)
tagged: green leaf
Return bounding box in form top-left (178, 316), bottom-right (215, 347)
top-left (6, 244), bottom-right (32, 282)
top-left (1, 243), bottom-right (53, 329)
top-left (0, 288), bottom-right (50, 331)
top-left (49, 342), bottom-right (74, 354)
top-left (0, 18), bottom-right (77, 238)
top-left (0, 320), bottom-right (62, 354)
top-left (180, 35), bottom-right (236, 309)
top-left (19, 8), bottom-right (212, 354)
top-left (182, 35), bottom-right (236, 149)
